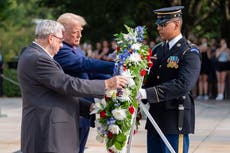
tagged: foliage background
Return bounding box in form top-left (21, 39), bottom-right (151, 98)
top-left (0, 0), bottom-right (229, 96)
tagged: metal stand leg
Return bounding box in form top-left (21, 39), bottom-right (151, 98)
top-left (139, 102), bottom-right (176, 153)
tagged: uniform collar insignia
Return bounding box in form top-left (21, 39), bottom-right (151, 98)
top-left (177, 43), bottom-right (181, 47)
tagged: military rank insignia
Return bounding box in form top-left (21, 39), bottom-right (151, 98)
top-left (167, 56), bottom-right (179, 69)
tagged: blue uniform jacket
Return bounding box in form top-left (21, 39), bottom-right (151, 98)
top-left (54, 42), bottom-right (114, 127)
top-left (144, 37), bottom-right (201, 134)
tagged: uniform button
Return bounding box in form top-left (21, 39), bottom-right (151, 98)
top-left (157, 75), bottom-right (160, 79)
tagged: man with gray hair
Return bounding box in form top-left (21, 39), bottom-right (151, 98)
top-left (54, 13), bottom-right (115, 153)
top-left (17, 19), bottom-right (127, 153)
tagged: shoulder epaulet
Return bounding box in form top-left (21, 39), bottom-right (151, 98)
top-left (151, 42), bottom-right (164, 52)
top-left (183, 40), bottom-right (200, 55)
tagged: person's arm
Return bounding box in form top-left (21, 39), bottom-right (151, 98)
top-left (145, 50), bottom-right (201, 103)
top-left (36, 56), bottom-right (106, 98)
top-left (54, 48), bottom-right (114, 74)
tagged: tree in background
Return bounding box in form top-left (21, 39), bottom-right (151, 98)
top-left (1, 0), bottom-right (229, 61)
top-left (38, 0), bottom-right (229, 45)
top-left (0, 0), bottom-right (54, 62)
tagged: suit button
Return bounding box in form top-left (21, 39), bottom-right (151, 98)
top-left (157, 75), bottom-right (160, 79)
top-left (159, 65), bottom-right (162, 68)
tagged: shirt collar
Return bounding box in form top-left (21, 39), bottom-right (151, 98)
top-left (63, 42), bottom-right (78, 51)
top-left (168, 34), bottom-right (182, 50)
top-left (33, 41), bottom-right (53, 58)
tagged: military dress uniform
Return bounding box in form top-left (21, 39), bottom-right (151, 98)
top-left (143, 6), bottom-right (201, 153)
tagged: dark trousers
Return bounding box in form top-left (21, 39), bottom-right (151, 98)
top-left (147, 132), bottom-right (189, 153)
top-left (79, 126), bottom-right (90, 153)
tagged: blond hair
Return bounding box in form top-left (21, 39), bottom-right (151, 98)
top-left (57, 13), bottom-right (87, 28)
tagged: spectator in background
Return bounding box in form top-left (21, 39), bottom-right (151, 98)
top-left (93, 41), bottom-right (102, 59)
top-left (107, 40), bottom-right (118, 60)
top-left (85, 43), bottom-right (94, 58)
top-left (215, 38), bottom-right (230, 100)
top-left (197, 37), bottom-right (210, 100)
top-left (97, 40), bottom-right (113, 61)
top-left (208, 38), bottom-right (217, 99)
top-left (149, 40), bottom-right (156, 49)
top-left (142, 38), bottom-right (148, 45)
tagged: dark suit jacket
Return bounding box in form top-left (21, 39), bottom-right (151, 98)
top-left (54, 42), bottom-right (114, 79)
top-left (144, 37), bottom-right (201, 134)
top-left (17, 42), bottom-right (105, 153)
top-left (54, 42), bottom-right (114, 128)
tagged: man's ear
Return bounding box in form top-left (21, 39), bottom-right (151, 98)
top-left (48, 34), bottom-right (53, 44)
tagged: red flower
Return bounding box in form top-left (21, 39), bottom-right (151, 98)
top-left (129, 106), bottom-right (135, 114)
top-left (136, 113), bottom-right (142, 121)
top-left (148, 62), bottom-right (153, 68)
top-left (100, 110), bottom-right (106, 118)
top-left (116, 47), bottom-right (120, 51)
top-left (108, 149), bottom-right (114, 153)
top-left (147, 55), bottom-right (151, 61)
top-left (107, 131), bottom-right (113, 139)
top-left (148, 48), bottom-right (152, 56)
top-left (140, 69), bottom-right (146, 76)
top-left (123, 66), bottom-right (127, 71)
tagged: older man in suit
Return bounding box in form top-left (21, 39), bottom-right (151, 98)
top-left (54, 13), bottom-right (114, 153)
top-left (17, 19), bottom-right (127, 153)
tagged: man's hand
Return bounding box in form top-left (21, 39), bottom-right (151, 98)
top-left (105, 76), bottom-right (128, 90)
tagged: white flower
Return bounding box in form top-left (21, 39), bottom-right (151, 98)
top-left (106, 89), bottom-right (117, 98)
top-left (128, 78), bottom-right (135, 88)
top-left (101, 98), bottom-right (107, 107)
top-left (95, 120), bottom-right (102, 128)
top-left (131, 43), bottom-right (142, 50)
top-left (120, 69), bottom-right (135, 87)
top-left (109, 124), bottom-right (121, 134)
top-left (123, 33), bottom-right (137, 43)
top-left (117, 88), bottom-right (131, 102)
top-left (128, 52), bottom-right (142, 64)
top-left (121, 69), bottom-right (133, 78)
top-left (112, 108), bottom-right (127, 120)
top-left (96, 135), bottom-right (105, 143)
top-left (90, 102), bottom-right (102, 115)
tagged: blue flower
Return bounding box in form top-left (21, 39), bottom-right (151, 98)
top-left (135, 26), bottom-right (145, 42)
top-left (107, 117), bottom-right (116, 125)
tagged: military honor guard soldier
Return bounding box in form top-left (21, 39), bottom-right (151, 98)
top-left (139, 6), bottom-right (201, 153)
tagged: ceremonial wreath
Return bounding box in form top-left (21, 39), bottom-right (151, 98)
top-left (93, 25), bottom-right (153, 153)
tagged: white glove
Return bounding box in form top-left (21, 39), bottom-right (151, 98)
top-left (137, 88), bottom-right (147, 100)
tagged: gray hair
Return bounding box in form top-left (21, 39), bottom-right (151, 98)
top-left (35, 19), bottom-right (65, 39)
top-left (57, 13), bottom-right (87, 27)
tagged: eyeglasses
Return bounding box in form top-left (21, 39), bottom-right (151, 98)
top-left (52, 34), bottom-right (64, 42)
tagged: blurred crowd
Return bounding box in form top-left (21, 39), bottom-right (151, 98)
top-left (80, 37), bottom-right (230, 101)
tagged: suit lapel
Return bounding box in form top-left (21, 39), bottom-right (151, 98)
top-left (31, 43), bottom-right (63, 70)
